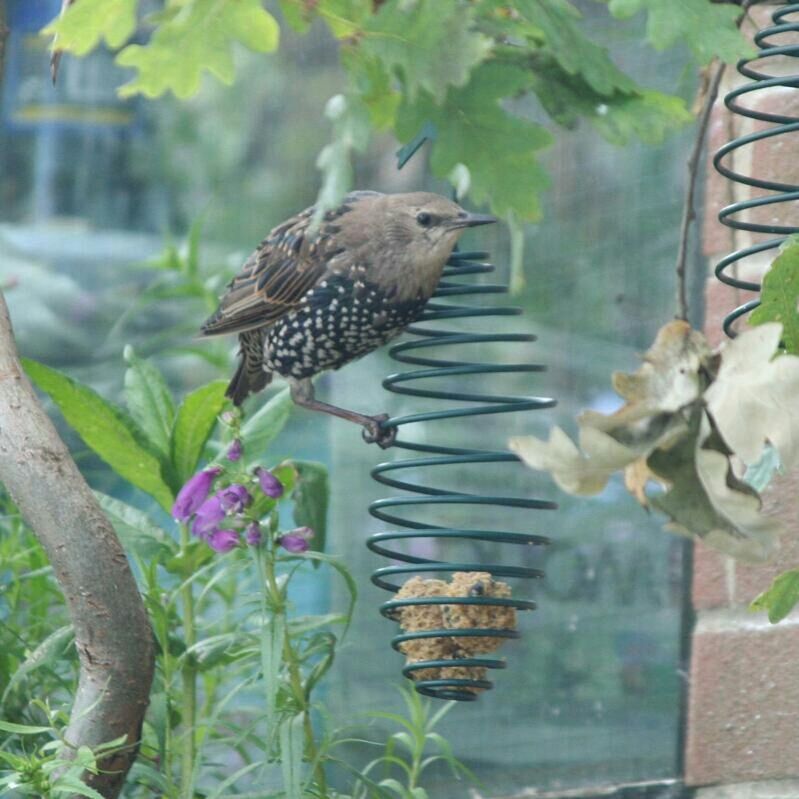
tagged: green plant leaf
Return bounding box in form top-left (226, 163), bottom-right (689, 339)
top-left (317, 0), bottom-right (373, 39)
top-left (750, 237), bottom-right (799, 354)
top-left (94, 492), bottom-right (175, 561)
top-left (23, 358), bottom-right (174, 512)
top-left (279, 713), bottom-right (305, 799)
top-left (519, 0), bottom-right (636, 96)
top-left (239, 387), bottom-right (293, 456)
top-left (291, 460), bottom-right (329, 555)
top-left (171, 380), bottom-right (229, 484)
top-left (42, 0), bottom-right (137, 54)
top-left (360, 0), bottom-right (491, 102)
top-left (116, 0), bottom-right (280, 99)
top-left (607, 0), bottom-right (752, 64)
top-left (396, 62), bottom-right (552, 220)
top-left (0, 720), bottom-right (52, 734)
top-left (751, 569), bottom-right (799, 623)
top-left (1, 625), bottom-right (74, 705)
top-left (123, 347), bottom-right (175, 460)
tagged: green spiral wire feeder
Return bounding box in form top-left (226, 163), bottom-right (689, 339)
top-left (366, 134), bottom-right (557, 701)
top-left (713, 2), bottom-right (799, 336)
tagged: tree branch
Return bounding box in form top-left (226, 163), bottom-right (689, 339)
top-left (0, 292), bottom-right (154, 799)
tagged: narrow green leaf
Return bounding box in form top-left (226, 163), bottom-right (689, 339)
top-left (171, 380), bottom-right (229, 483)
top-left (1, 625), bottom-right (74, 705)
top-left (289, 551), bottom-right (356, 629)
top-left (279, 713), bottom-right (306, 799)
top-left (94, 492), bottom-right (175, 562)
top-left (262, 615), bottom-right (285, 731)
top-left (0, 720), bottom-right (52, 734)
top-left (750, 237), bottom-right (799, 354)
top-left (123, 347), bottom-right (176, 460)
top-left (751, 569), bottom-right (799, 623)
top-left (23, 358), bottom-right (174, 512)
top-left (291, 460), bottom-right (329, 556)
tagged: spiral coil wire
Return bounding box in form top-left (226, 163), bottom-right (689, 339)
top-left (713, 2), bottom-right (799, 335)
top-left (367, 246), bottom-right (556, 700)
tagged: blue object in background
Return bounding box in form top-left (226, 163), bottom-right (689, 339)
top-left (2, 0), bottom-right (136, 133)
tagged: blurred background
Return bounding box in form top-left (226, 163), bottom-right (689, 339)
top-left (0, 1), bottom-right (701, 796)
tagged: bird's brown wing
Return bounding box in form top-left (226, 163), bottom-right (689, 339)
top-left (200, 210), bottom-right (323, 337)
top-left (200, 192), bottom-right (376, 337)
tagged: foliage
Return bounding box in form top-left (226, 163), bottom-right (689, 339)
top-left (511, 321), bottom-right (799, 564)
top-left (2, 346), bottom-right (466, 796)
top-left (43, 0), bottom-right (749, 226)
top-left (0, 703), bottom-right (127, 799)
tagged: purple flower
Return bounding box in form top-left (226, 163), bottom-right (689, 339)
top-left (172, 467), bottom-right (222, 521)
top-left (278, 526), bottom-right (314, 553)
top-left (217, 484), bottom-right (252, 513)
top-left (226, 439), bottom-right (243, 462)
top-left (192, 496), bottom-right (226, 537)
top-left (207, 528), bottom-right (240, 553)
top-left (256, 468), bottom-right (284, 499)
top-left (245, 522), bottom-right (262, 547)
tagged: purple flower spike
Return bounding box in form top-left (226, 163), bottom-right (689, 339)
top-left (172, 467), bottom-right (222, 521)
top-left (226, 439), bottom-right (243, 462)
top-left (256, 468), bottom-right (284, 499)
top-left (245, 522), bottom-right (262, 547)
top-left (192, 496), bottom-right (226, 536)
top-left (278, 526), bottom-right (314, 554)
top-left (207, 528), bottom-right (240, 553)
top-left (218, 484), bottom-right (252, 513)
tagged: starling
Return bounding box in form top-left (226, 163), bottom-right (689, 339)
top-left (201, 191), bottom-right (495, 447)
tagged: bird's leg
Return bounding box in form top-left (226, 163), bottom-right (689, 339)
top-left (289, 378), bottom-right (397, 449)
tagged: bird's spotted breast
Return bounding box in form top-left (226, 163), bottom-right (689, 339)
top-left (264, 274), bottom-right (426, 379)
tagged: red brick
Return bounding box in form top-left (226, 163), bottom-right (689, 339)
top-left (703, 99), bottom-right (735, 258)
top-left (692, 540), bottom-right (732, 610)
top-left (685, 610), bottom-right (799, 786)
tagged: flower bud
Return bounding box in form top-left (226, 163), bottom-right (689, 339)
top-left (172, 467), bottom-right (222, 521)
top-left (226, 439), bottom-right (243, 462)
top-left (207, 529), bottom-right (240, 553)
top-left (278, 526), bottom-right (314, 553)
top-left (256, 468), bottom-right (284, 499)
top-left (245, 522), bottom-right (262, 547)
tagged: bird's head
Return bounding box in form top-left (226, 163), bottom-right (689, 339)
top-left (381, 192), bottom-right (496, 264)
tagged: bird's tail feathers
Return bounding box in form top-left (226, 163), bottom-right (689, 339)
top-left (226, 356), bottom-right (272, 406)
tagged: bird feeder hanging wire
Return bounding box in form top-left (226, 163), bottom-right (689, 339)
top-left (713, 2), bottom-right (799, 336)
top-left (367, 136), bottom-right (557, 701)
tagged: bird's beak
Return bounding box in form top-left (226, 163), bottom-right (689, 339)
top-left (449, 212), bottom-right (497, 230)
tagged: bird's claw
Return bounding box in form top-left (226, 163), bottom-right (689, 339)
top-left (362, 414), bottom-right (396, 449)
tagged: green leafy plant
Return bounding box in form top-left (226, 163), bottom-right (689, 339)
top-left (1, 344), bottom-right (465, 797)
top-left (44, 0), bottom-right (751, 227)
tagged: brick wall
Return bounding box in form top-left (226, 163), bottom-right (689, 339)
top-left (687, 3), bottom-right (799, 795)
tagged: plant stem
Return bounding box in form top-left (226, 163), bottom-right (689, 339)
top-left (261, 549), bottom-right (328, 795)
top-left (179, 525), bottom-right (198, 798)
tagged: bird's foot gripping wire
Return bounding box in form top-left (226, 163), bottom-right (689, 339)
top-left (362, 413), bottom-right (396, 449)
top-left (289, 378), bottom-right (397, 448)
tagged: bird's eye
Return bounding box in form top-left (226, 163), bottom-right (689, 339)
top-left (416, 212), bottom-right (433, 227)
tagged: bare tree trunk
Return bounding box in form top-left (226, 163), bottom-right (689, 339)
top-left (0, 292), bottom-right (154, 797)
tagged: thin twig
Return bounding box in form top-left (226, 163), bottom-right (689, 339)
top-left (674, 0), bottom-right (759, 322)
top-left (50, 0), bottom-right (76, 85)
top-left (675, 61), bottom-right (726, 322)
top-left (0, 0), bottom-right (9, 89)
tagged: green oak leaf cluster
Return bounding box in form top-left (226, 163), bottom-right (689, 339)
top-left (43, 0), bottom-right (751, 226)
